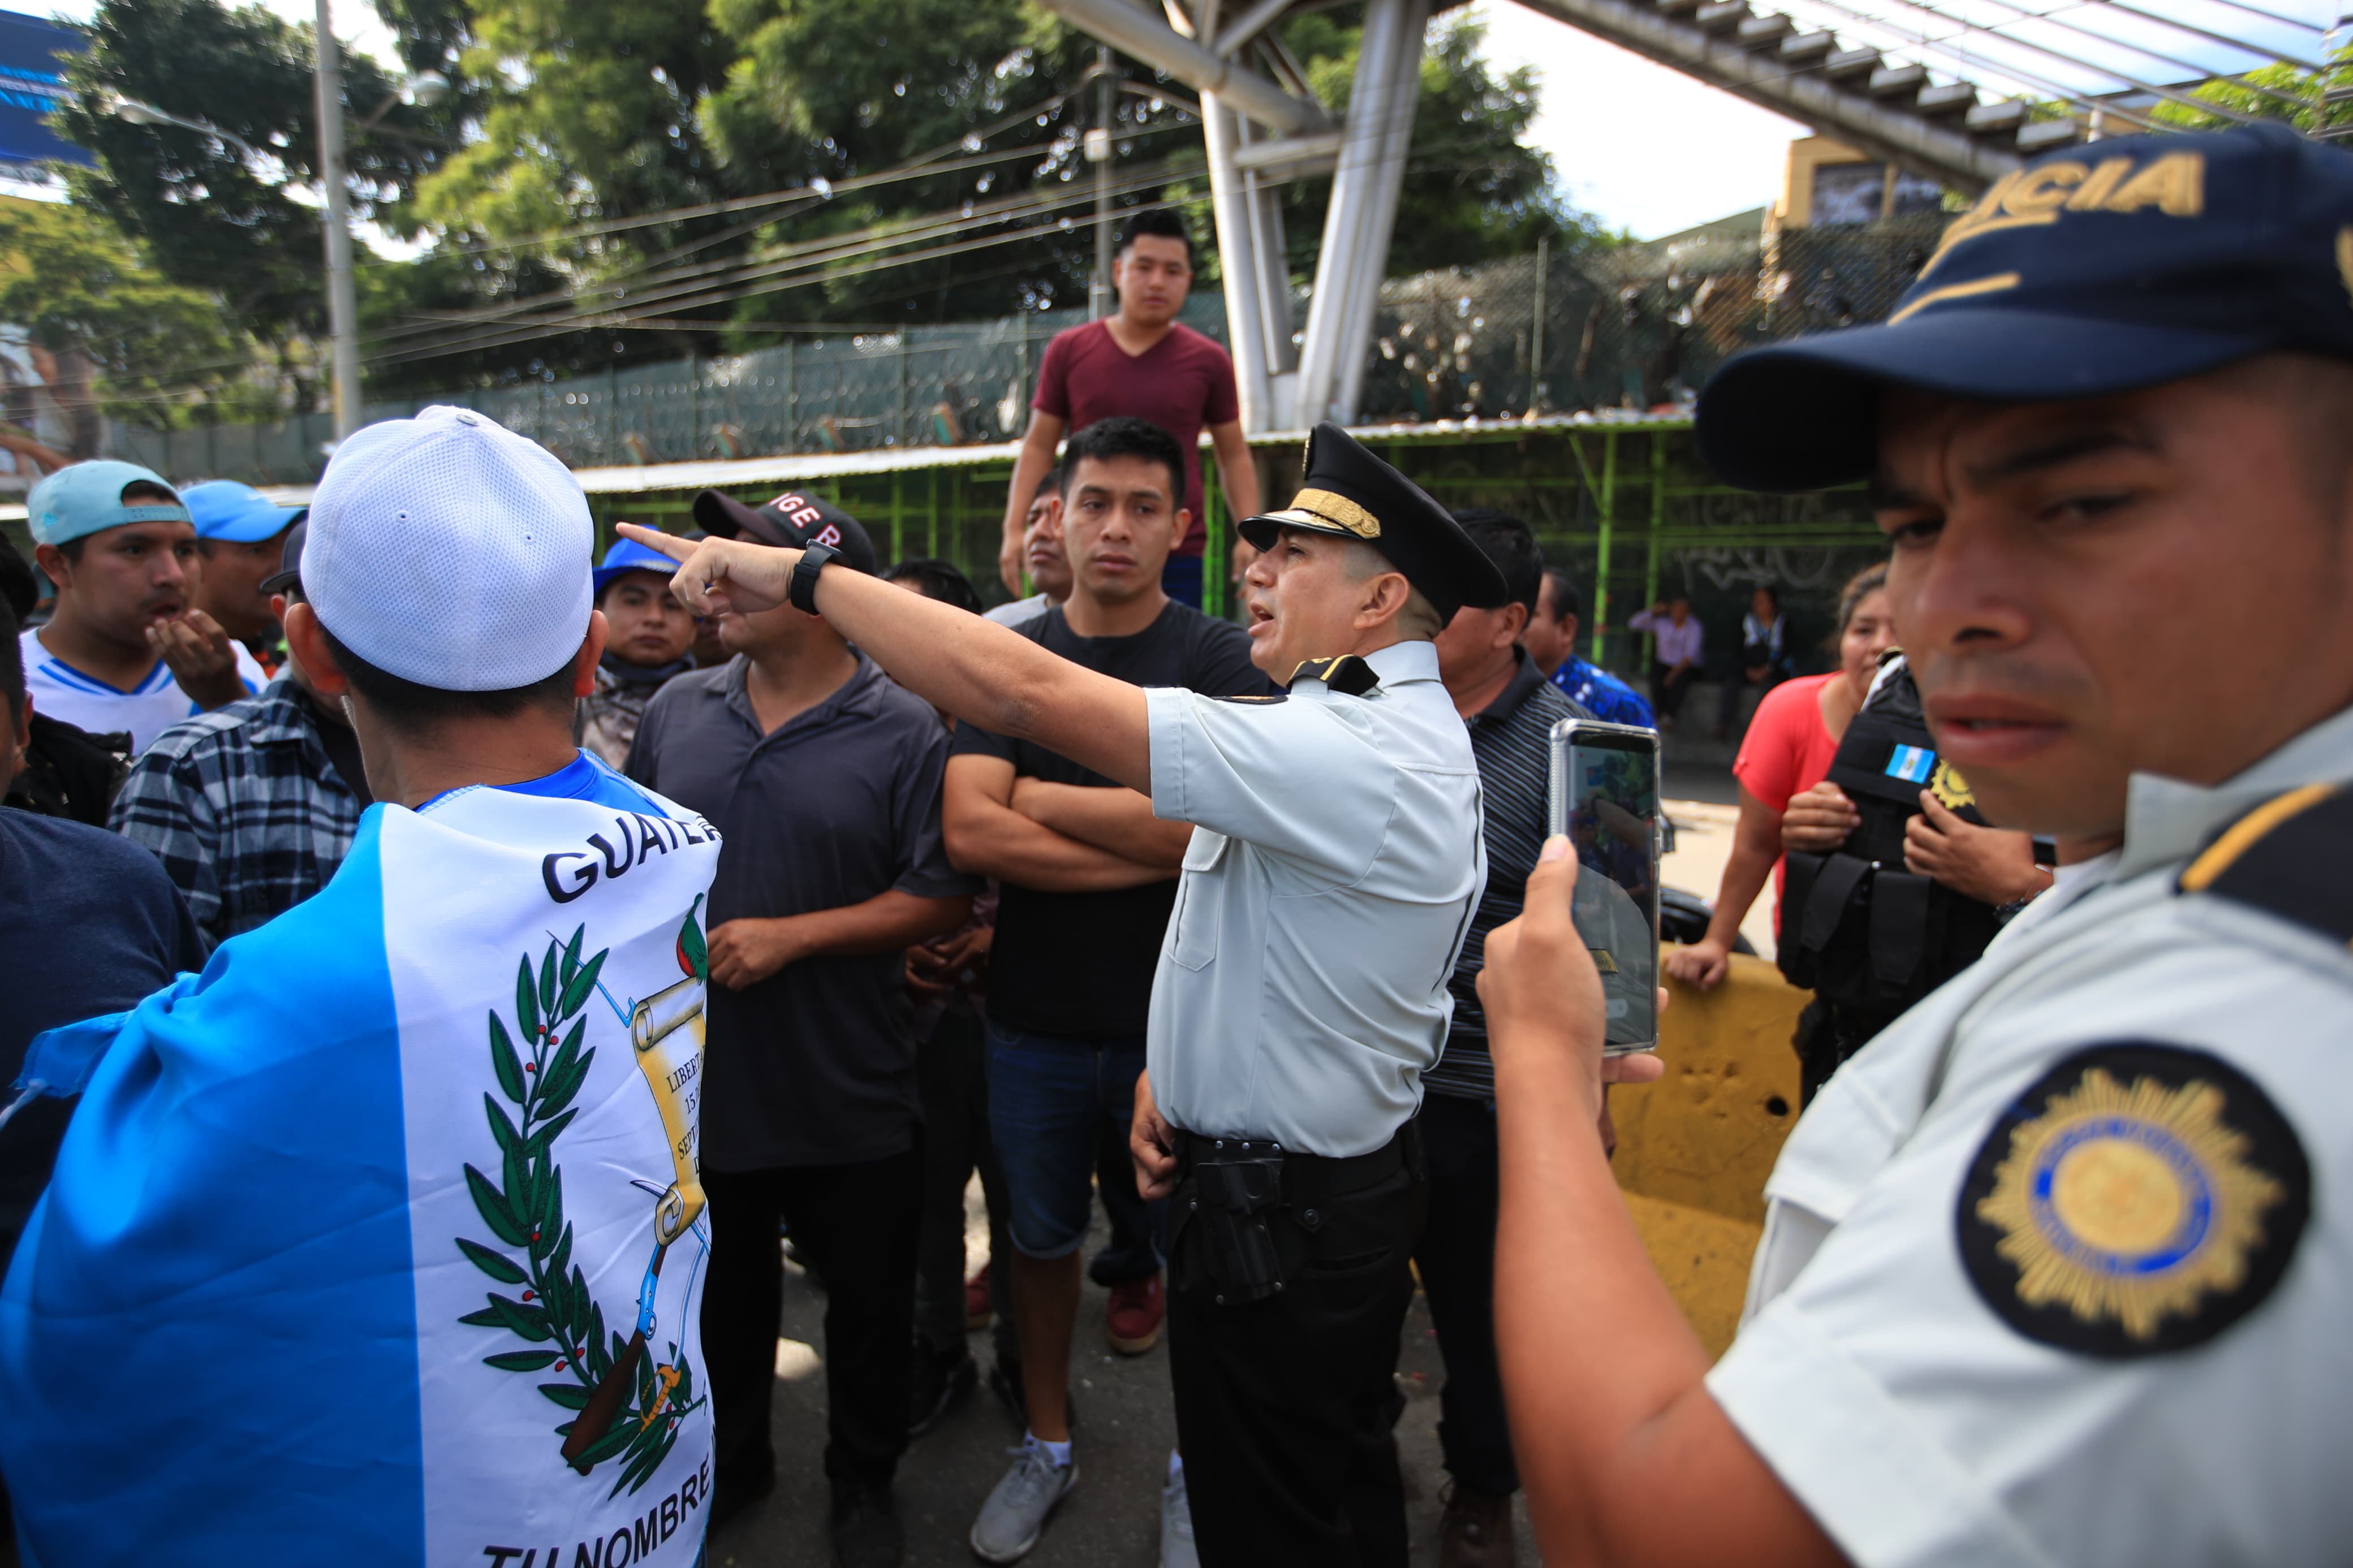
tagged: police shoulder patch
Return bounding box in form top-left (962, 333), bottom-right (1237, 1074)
top-left (1287, 655), bottom-right (1380, 696)
top-left (1956, 1042), bottom-right (2309, 1358)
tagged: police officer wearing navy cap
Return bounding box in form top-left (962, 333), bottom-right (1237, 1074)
top-left (1477, 122), bottom-right (2353, 1567)
top-left (618, 422), bottom-right (1506, 1567)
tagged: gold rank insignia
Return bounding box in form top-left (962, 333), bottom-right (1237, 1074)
top-left (1956, 1044), bottom-right (2309, 1358)
top-left (1929, 758), bottom-right (1976, 813)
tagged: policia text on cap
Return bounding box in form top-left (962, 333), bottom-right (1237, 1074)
top-left (624, 425), bottom-right (1657, 1565)
top-left (1478, 122), bottom-right (2353, 1568)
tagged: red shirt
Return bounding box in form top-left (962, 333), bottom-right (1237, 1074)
top-left (1032, 319), bottom-right (1239, 557)
top-left (1732, 672), bottom-right (1843, 934)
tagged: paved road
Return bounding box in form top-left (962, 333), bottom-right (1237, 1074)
top-left (709, 1187), bottom-right (1540, 1567)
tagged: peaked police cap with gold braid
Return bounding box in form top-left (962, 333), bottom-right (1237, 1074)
top-left (1240, 421), bottom-right (1508, 621)
top-left (1695, 123), bottom-right (2353, 493)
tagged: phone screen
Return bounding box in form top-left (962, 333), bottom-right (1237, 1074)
top-left (1548, 722), bottom-right (1661, 1053)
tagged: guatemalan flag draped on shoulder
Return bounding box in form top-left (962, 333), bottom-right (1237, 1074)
top-left (0, 755), bottom-right (722, 1567)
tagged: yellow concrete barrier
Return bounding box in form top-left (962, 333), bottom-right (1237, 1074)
top-left (1611, 952), bottom-right (1808, 1358)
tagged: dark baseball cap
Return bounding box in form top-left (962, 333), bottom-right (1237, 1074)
top-left (258, 514), bottom-right (312, 597)
top-left (691, 488), bottom-right (878, 576)
top-left (1697, 123), bottom-right (2353, 493)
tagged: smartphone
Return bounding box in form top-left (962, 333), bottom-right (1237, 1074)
top-left (1546, 717), bottom-right (1663, 1055)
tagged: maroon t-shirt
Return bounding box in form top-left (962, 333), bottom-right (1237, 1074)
top-left (1032, 319), bottom-right (1239, 557)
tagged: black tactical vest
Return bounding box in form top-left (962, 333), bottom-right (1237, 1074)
top-left (1778, 656), bottom-right (2002, 1013)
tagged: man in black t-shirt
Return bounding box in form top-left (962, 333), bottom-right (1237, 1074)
top-left (946, 418), bottom-right (1268, 1562)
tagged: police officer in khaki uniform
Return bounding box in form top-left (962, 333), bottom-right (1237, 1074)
top-left (621, 424), bottom-right (1506, 1568)
top-left (1473, 122), bottom-right (2353, 1568)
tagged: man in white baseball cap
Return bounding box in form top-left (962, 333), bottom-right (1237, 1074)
top-left (0, 408), bottom-right (726, 1566)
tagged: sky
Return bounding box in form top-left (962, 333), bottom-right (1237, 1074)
top-left (1467, 0), bottom-right (1805, 240)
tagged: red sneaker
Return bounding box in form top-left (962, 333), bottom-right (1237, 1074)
top-left (966, 1267), bottom-right (993, 1331)
top-left (1106, 1272), bottom-right (1164, 1355)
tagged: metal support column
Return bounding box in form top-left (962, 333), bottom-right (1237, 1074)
top-left (1202, 88), bottom-right (1273, 428)
top-left (1294, 0), bottom-right (1425, 427)
top-left (1593, 430), bottom-right (1617, 665)
top-left (1091, 44), bottom-right (1115, 320)
top-left (1331, 0), bottom-right (1429, 422)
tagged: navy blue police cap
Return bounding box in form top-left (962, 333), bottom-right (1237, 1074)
top-left (1697, 123), bottom-right (2353, 493)
top-left (1240, 421), bottom-right (1508, 620)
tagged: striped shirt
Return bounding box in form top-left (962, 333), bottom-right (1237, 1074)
top-left (109, 680), bottom-right (367, 945)
top-left (1428, 649), bottom-right (1590, 1101)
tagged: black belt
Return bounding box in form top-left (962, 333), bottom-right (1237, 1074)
top-left (1173, 1126), bottom-right (1413, 1206)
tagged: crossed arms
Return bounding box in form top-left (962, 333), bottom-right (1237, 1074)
top-left (944, 756), bottom-right (1192, 891)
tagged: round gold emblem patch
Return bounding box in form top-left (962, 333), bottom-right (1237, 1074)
top-left (1957, 1044), bottom-right (2309, 1357)
top-left (1929, 759), bottom-right (1976, 813)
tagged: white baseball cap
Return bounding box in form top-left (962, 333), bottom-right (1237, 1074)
top-left (304, 405), bottom-right (594, 691)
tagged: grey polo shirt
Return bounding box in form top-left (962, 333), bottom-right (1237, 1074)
top-left (626, 651), bottom-right (979, 1170)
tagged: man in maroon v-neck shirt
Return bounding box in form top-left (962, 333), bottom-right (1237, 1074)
top-left (997, 211), bottom-right (1262, 611)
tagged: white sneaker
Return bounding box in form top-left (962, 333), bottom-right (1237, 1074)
top-left (970, 1436), bottom-right (1078, 1563)
top-left (1160, 1467), bottom-right (1200, 1568)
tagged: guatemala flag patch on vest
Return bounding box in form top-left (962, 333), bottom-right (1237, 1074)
top-left (1885, 743), bottom-right (1936, 784)
top-left (0, 753), bottom-right (722, 1567)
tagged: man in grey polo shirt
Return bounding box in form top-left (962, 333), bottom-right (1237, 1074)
top-left (625, 489), bottom-right (976, 1568)
top-left (620, 421), bottom-right (1507, 1567)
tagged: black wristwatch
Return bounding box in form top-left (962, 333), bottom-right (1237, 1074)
top-left (788, 543), bottom-right (840, 614)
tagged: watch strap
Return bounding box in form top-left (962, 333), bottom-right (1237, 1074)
top-left (788, 543), bottom-right (839, 614)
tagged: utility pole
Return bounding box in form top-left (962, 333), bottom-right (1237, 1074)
top-left (314, 0), bottom-right (363, 440)
top-left (1088, 44), bottom-right (1114, 320)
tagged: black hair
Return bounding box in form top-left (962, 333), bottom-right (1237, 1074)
top-left (1538, 565), bottom-right (1581, 624)
top-left (1061, 417), bottom-right (1186, 512)
top-left (1450, 507), bottom-right (1542, 615)
top-left (1033, 466), bottom-right (1062, 502)
top-left (55, 537), bottom-right (84, 567)
top-left (1752, 583), bottom-right (1781, 609)
top-left (0, 595), bottom-right (20, 720)
top-left (1825, 562), bottom-right (1890, 656)
top-left (318, 623), bottom-right (578, 735)
top-left (881, 557), bottom-right (982, 614)
top-left (1117, 208), bottom-right (1194, 267)
top-left (0, 535), bottom-right (35, 622)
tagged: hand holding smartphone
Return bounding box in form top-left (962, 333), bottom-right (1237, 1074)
top-left (1546, 718), bottom-right (1663, 1055)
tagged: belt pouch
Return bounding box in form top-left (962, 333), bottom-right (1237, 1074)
top-left (1192, 1151), bottom-right (1287, 1306)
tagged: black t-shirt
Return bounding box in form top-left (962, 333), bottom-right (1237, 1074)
top-left (951, 601), bottom-right (1269, 1037)
top-left (0, 807), bottom-right (206, 1254)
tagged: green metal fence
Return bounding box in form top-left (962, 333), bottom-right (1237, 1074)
top-left (585, 418), bottom-right (1889, 677)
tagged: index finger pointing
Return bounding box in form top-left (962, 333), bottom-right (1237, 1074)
top-left (615, 522), bottom-right (694, 564)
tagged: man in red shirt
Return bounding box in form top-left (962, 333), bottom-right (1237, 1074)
top-left (997, 211), bottom-right (1262, 610)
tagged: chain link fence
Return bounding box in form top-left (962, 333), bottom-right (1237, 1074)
top-left (106, 216), bottom-right (1949, 487)
top-left (1361, 213), bottom-right (1948, 421)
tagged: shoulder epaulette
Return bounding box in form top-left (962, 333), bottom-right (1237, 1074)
top-left (2178, 781), bottom-right (2353, 945)
top-left (1287, 655), bottom-right (1380, 696)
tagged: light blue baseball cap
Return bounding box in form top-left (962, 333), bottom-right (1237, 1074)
top-left (26, 460), bottom-right (189, 548)
top-left (183, 479), bottom-right (303, 544)
top-left (593, 535), bottom-right (682, 596)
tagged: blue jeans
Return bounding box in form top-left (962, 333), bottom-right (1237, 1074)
top-left (986, 1021), bottom-right (1168, 1263)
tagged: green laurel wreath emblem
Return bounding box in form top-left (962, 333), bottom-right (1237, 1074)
top-left (455, 924), bottom-right (706, 1498)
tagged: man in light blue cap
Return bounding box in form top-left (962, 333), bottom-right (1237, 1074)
top-left (183, 480), bottom-right (303, 667)
top-left (580, 533), bottom-right (699, 767)
top-left (20, 460), bottom-right (265, 755)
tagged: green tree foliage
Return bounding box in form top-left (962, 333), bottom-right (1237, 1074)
top-left (0, 200), bottom-right (245, 428)
top-left (48, 0), bottom-right (1601, 399)
top-left (2154, 44), bottom-right (2353, 134)
top-left (55, 0), bottom-right (446, 353)
top-left (1273, 12), bottom-right (1609, 277)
